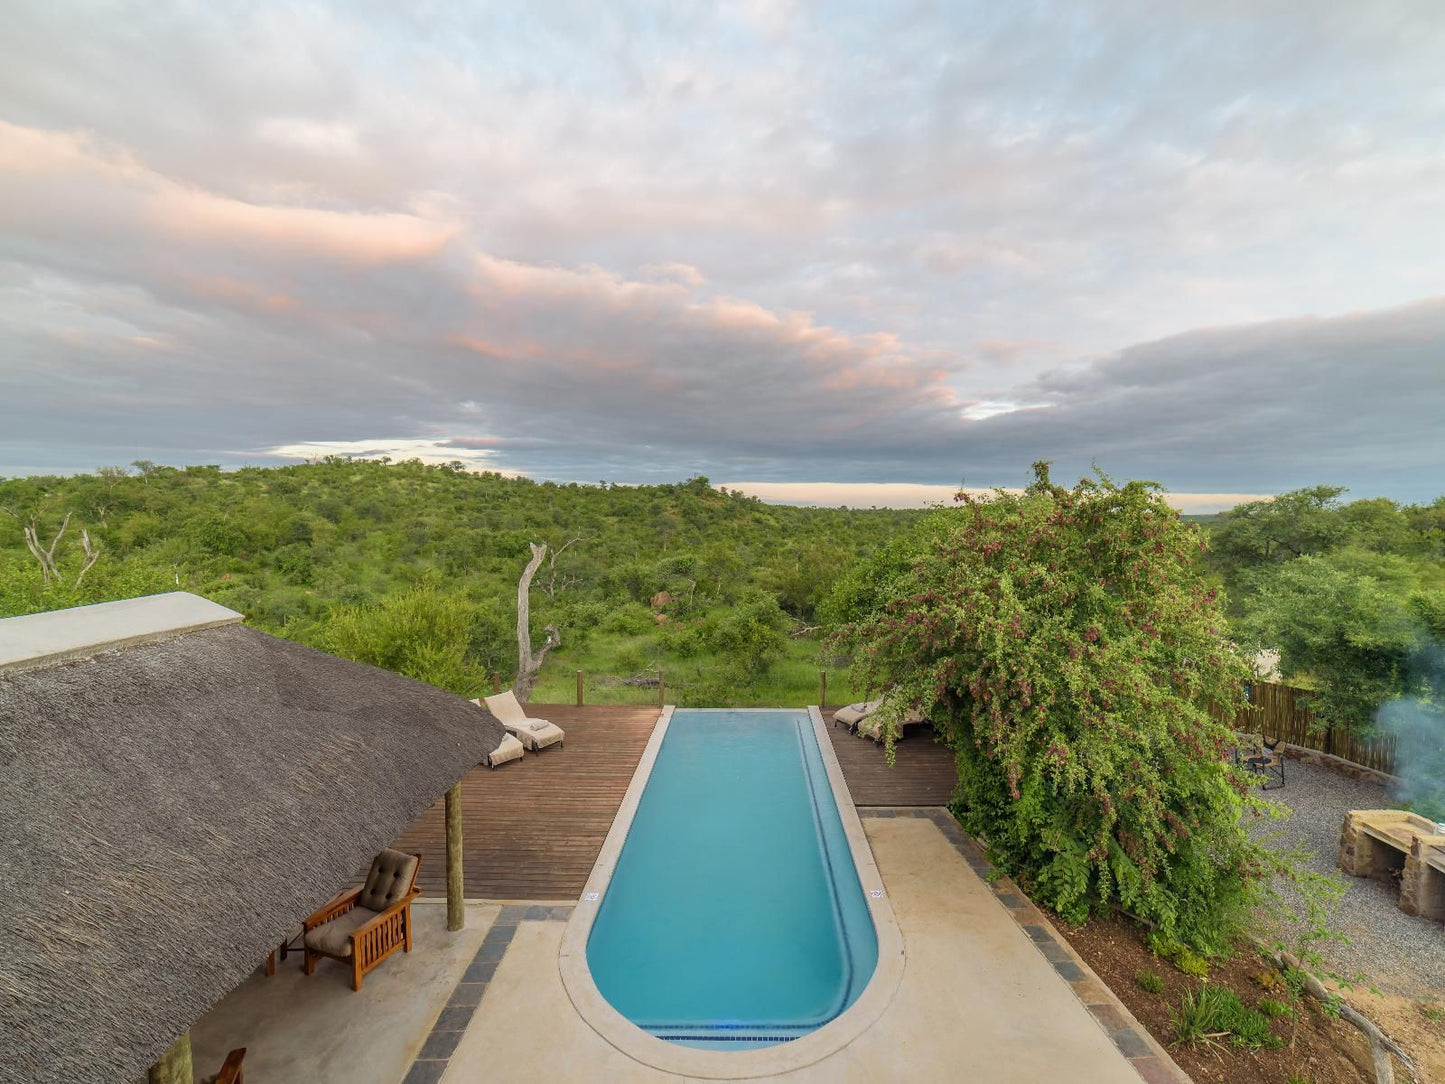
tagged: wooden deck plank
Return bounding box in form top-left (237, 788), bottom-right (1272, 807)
top-left (388, 703), bottom-right (958, 902)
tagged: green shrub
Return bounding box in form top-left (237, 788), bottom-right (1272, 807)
top-left (701, 591), bottom-right (787, 676)
top-left (601, 603), bottom-right (654, 636)
top-left (1136, 970), bottom-right (1165, 994)
top-left (1150, 934), bottom-right (1211, 979)
top-left (839, 465), bottom-right (1290, 954)
top-left (321, 583), bottom-right (485, 695)
top-left (1172, 985), bottom-right (1281, 1050)
top-left (614, 643), bottom-right (646, 674)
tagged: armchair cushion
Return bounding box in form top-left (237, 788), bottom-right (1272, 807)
top-left (357, 848), bottom-right (420, 912)
top-left (303, 907), bottom-right (371, 958)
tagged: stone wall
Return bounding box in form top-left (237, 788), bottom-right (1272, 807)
top-left (1281, 743), bottom-right (1401, 790)
top-left (1338, 810), bottom-right (1376, 879)
top-left (1401, 839), bottom-right (1445, 921)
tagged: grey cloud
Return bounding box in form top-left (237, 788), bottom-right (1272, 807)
top-left (1, 3), bottom-right (1443, 500)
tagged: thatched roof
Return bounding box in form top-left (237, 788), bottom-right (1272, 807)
top-left (0, 594), bottom-right (504, 1084)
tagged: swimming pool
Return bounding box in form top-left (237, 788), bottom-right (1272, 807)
top-left (561, 707), bottom-right (902, 1077)
top-left (587, 709), bottom-right (878, 1048)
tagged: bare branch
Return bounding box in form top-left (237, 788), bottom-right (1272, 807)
top-left (543, 536), bottom-right (585, 598)
top-left (20, 525), bottom-right (53, 583)
top-left (75, 529), bottom-right (101, 586)
top-left (42, 511), bottom-right (72, 572)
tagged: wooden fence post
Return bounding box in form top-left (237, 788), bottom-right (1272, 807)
top-left (492, 674), bottom-right (502, 695)
top-left (658, 669), bottom-right (665, 707)
top-left (576, 669), bottom-right (584, 707)
top-left (445, 783), bottom-right (464, 932)
top-left (819, 671), bottom-right (827, 709)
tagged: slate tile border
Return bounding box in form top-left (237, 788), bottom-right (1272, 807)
top-left (857, 807), bottom-right (1193, 1084)
top-left (403, 904), bottom-right (574, 1084)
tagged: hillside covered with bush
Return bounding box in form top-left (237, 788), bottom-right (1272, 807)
top-left (0, 459), bottom-right (919, 705)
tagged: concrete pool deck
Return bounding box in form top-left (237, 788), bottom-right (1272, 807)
top-left (190, 901), bottom-right (495, 1084)
top-left (425, 816), bottom-right (1184, 1083)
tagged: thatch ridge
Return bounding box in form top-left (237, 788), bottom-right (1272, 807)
top-left (0, 624), bottom-right (503, 1084)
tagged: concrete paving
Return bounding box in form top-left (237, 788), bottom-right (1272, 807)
top-left (441, 819), bottom-right (1139, 1083)
top-left (191, 901), bottom-right (494, 1084)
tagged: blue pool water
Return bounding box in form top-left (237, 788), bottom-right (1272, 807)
top-left (586, 709), bottom-right (878, 1049)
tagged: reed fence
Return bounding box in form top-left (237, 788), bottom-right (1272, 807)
top-left (1223, 679), bottom-right (1399, 776)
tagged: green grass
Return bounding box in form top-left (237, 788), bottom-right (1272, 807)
top-left (530, 630), bottom-right (869, 707)
top-left (1257, 998), bottom-right (1295, 1019)
top-left (1136, 970), bottom-right (1166, 994)
top-left (1172, 985), bottom-right (1282, 1051)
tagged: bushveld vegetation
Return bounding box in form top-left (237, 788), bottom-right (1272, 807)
top-left (1, 459), bottom-right (1440, 722)
top-left (0, 459), bottom-right (914, 704)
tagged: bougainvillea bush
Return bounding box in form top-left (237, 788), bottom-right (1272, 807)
top-left (837, 465), bottom-right (1283, 954)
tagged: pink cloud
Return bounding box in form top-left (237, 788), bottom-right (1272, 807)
top-left (0, 121), bottom-right (460, 268)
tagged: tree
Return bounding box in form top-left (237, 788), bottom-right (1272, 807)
top-left (1, 507), bottom-right (72, 584)
top-left (513, 543), bottom-right (561, 701)
top-left (703, 591), bottom-right (787, 677)
top-left (1241, 553), bottom-right (1438, 734)
top-left (1211, 486), bottom-right (1349, 568)
top-left (837, 464), bottom-right (1278, 953)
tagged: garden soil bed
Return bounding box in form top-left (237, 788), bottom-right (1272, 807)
top-left (1059, 914), bottom-right (1380, 1084)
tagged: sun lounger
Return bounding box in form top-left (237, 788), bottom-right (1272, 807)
top-left (469, 700), bottom-right (527, 768)
top-left (832, 698), bottom-right (883, 730)
top-left (858, 707), bottom-right (928, 743)
top-left (483, 689), bottom-right (565, 751)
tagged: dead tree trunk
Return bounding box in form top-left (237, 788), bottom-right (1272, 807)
top-left (75, 529), bottom-right (101, 586)
top-left (2, 509), bottom-right (71, 584)
top-left (514, 543), bottom-right (561, 702)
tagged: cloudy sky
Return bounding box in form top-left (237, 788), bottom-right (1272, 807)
top-left (1, 2), bottom-right (1442, 510)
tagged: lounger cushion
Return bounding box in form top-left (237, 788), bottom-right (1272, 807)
top-left (482, 689), bottom-right (527, 724)
top-left (504, 718), bottom-right (564, 751)
top-left (832, 699), bottom-right (882, 727)
top-left (303, 907), bottom-right (371, 958)
top-left (487, 731), bottom-right (525, 767)
top-left (357, 849), bottom-right (419, 911)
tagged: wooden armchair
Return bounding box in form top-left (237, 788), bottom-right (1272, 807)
top-left (201, 1048), bottom-right (246, 1084)
top-left (1236, 732), bottom-right (1285, 790)
top-left (303, 849), bottom-right (422, 991)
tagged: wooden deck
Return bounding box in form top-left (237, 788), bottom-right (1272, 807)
top-left (822, 711), bottom-right (958, 807)
top-left (390, 704), bottom-right (959, 901)
top-left (390, 704), bottom-right (659, 900)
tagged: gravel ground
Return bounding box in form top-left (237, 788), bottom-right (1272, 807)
top-left (1255, 757), bottom-right (1445, 999)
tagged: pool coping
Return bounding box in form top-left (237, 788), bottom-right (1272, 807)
top-left (557, 705), bottom-right (906, 1080)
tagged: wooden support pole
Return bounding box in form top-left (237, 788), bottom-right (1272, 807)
top-left (819, 671), bottom-right (827, 709)
top-left (576, 669), bottom-right (584, 707)
top-left (492, 673), bottom-right (502, 695)
top-left (445, 783), bottom-right (464, 932)
top-left (658, 669), bottom-right (666, 707)
top-left (148, 1031), bottom-right (193, 1084)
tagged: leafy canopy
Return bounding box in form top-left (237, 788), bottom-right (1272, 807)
top-left (838, 464), bottom-right (1277, 952)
